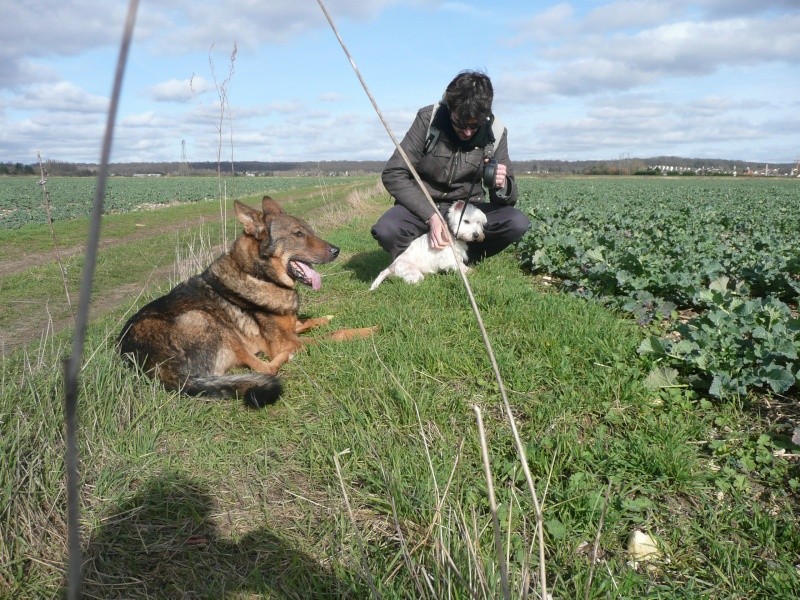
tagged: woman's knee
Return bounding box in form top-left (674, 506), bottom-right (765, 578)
top-left (370, 217), bottom-right (393, 245)
top-left (508, 210), bottom-right (531, 241)
top-left (371, 206), bottom-right (425, 257)
top-left (487, 207), bottom-right (530, 242)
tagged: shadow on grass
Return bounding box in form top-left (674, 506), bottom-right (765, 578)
top-left (343, 250), bottom-right (389, 283)
top-left (77, 471), bottom-right (354, 599)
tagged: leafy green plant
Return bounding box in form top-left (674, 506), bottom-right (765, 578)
top-left (640, 277), bottom-right (800, 398)
top-left (709, 431), bottom-right (799, 492)
top-left (517, 177), bottom-right (800, 399)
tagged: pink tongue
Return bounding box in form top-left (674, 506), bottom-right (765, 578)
top-left (294, 261), bottom-right (322, 290)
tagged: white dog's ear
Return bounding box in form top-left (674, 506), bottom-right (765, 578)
top-left (452, 200), bottom-right (465, 212)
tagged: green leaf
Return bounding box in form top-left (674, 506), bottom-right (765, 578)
top-left (638, 336), bottom-right (667, 356)
top-left (585, 247), bottom-right (606, 263)
top-left (644, 366), bottom-right (681, 389)
top-left (708, 275), bottom-right (730, 293)
top-left (762, 366), bottom-right (796, 394)
top-left (545, 518), bottom-right (567, 540)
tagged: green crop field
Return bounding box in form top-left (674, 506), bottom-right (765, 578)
top-left (2, 175), bottom-right (799, 599)
top-left (516, 176), bottom-right (800, 400)
top-left (0, 175), bottom-right (367, 229)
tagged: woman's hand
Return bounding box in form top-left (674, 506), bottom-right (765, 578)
top-left (490, 160), bottom-right (507, 189)
top-left (427, 213), bottom-right (452, 249)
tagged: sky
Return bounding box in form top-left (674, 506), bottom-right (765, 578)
top-left (1, 0), bottom-right (799, 166)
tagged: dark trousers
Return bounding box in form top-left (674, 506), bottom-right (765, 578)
top-left (371, 202), bottom-right (531, 262)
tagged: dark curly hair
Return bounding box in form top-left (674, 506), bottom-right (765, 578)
top-left (443, 70), bottom-right (494, 124)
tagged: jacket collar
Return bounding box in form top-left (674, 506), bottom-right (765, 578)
top-left (436, 105), bottom-right (495, 150)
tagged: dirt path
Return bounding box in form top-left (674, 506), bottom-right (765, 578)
top-left (0, 181), bottom-right (386, 353)
top-left (0, 183), bottom-right (366, 279)
top-left (0, 214), bottom-right (222, 278)
top-left (0, 215), bottom-right (226, 352)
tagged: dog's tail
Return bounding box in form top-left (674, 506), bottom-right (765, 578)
top-left (182, 373), bottom-right (282, 409)
top-left (369, 267), bottom-right (392, 291)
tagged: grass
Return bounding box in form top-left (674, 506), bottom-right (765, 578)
top-left (0, 181), bottom-right (376, 350)
top-left (1, 177), bottom-right (799, 599)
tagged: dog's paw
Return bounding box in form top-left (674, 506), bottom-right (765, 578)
top-left (295, 315), bottom-right (335, 334)
top-left (328, 326), bottom-right (378, 341)
top-left (402, 273), bottom-right (424, 284)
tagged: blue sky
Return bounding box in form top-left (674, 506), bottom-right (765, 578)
top-left (2, 0), bottom-right (798, 165)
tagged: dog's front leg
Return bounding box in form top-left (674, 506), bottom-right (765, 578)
top-left (295, 315), bottom-right (334, 334)
top-left (238, 349), bottom-right (292, 376)
top-left (298, 325), bottom-right (379, 345)
top-left (326, 326), bottom-right (379, 342)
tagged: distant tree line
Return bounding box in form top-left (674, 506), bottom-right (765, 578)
top-left (516, 156), bottom-right (792, 176)
top-left (2, 157), bottom-right (794, 177)
top-left (0, 162), bottom-right (36, 176)
top-left (2, 160), bottom-right (387, 177)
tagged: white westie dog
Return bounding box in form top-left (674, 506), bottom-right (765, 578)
top-left (369, 200), bottom-right (487, 290)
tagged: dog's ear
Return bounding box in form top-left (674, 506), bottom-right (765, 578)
top-left (261, 195), bottom-right (285, 216)
top-left (235, 200), bottom-right (266, 237)
top-left (452, 200), bottom-right (465, 213)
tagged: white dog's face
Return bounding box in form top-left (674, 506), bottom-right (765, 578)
top-left (447, 201), bottom-right (487, 242)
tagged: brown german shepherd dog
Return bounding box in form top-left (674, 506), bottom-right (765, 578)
top-left (118, 196), bottom-right (375, 408)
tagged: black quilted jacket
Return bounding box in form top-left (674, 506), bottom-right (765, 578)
top-left (381, 104), bottom-right (518, 221)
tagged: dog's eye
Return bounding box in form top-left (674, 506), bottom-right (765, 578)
top-left (293, 230), bottom-right (305, 238)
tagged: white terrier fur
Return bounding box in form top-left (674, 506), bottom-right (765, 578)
top-left (369, 200), bottom-right (487, 290)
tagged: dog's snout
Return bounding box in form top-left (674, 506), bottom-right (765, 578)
top-left (329, 245), bottom-right (340, 258)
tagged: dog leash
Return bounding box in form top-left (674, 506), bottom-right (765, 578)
top-left (453, 163), bottom-right (486, 238)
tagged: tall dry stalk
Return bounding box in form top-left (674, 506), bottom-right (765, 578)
top-left (333, 450), bottom-right (382, 599)
top-left (474, 405), bottom-right (511, 600)
top-left (210, 42), bottom-right (237, 249)
top-left (316, 3), bottom-right (550, 594)
top-left (36, 152), bottom-right (75, 327)
top-left (191, 42), bottom-right (238, 249)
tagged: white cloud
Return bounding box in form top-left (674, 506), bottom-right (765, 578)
top-left (0, 1), bottom-right (129, 88)
top-left (119, 111), bottom-right (172, 127)
top-left (621, 16), bottom-right (800, 72)
top-left (319, 92), bottom-right (345, 103)
top-left (0, 1), bottom-right (797, 164)
top-left (148, 78), bottom-right (205, 102)
top-left (508, 3), bottom-right (575, 45)
top-left (680, 0), bottom-right (798, 18)
top-left (583, 1), bottom-right (672, 32)
top-left (503, 9), bottom-right (800, 104)
top-left (148, 0), bottom-right (437, 54)
top-left (16, 81), bottom-right (108, 114)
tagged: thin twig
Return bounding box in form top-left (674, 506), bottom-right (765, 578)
top-left (62, 2), bottom-right (140, 599)
top-left (36, 152), bottom-right (75, 326)
top-left (474, 405), bottom-right (511, 600)
top-left (584, 479), bottom-right (613, 600)
top-left (333, 450), bottom-right (383, 599)
top-left (317, 2), bottom-right (549, 596)
top-left (207, 42), bottom-right (237, 249)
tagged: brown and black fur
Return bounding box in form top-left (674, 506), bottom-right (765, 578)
top-left (118, 196), bottom-right (375, 408)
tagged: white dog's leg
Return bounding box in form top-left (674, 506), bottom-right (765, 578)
top-left (394, 262), bottom-right (425, 284)
top-left (369, 266), bottom-right (394, 291)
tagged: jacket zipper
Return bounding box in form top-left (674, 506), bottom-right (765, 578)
top-left (445, 150), bottom-right (460, 190)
